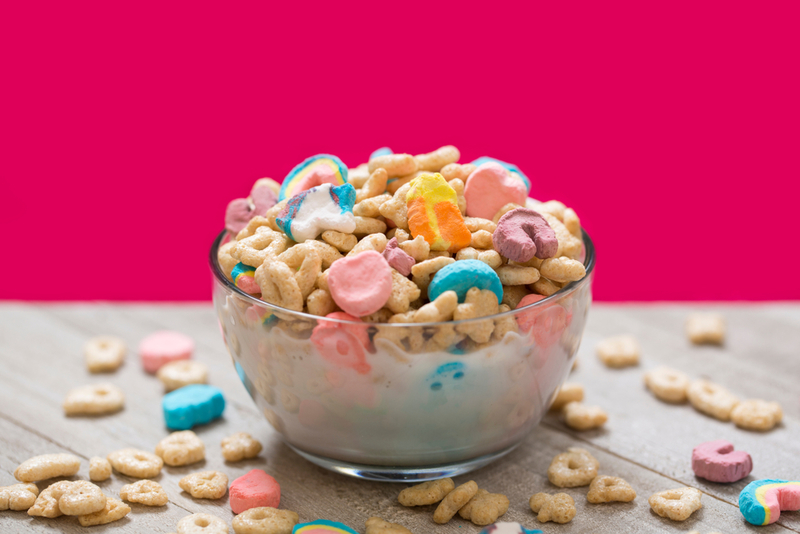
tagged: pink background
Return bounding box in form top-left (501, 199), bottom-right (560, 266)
top-left (2, 2), bottom-right (799, 302)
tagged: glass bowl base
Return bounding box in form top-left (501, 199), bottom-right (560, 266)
top-left (286, 442), bottom-right (522, 482)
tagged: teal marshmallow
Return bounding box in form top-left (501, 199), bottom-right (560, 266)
top-left (471, 156), bottom-right (531, 193)
top-left (428, 260), bottom-right (503, 304)
top-left (369, 147), bottom-right (393, 160)
top-left (163, 384), bottom-right (225, 430)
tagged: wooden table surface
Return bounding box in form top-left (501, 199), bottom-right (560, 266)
top-left (1, 303), bottom-right (798, 533)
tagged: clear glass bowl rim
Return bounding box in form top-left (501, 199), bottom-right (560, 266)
top-left (209, 228), bottom-right (595, 328)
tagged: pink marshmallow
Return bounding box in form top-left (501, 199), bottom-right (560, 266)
top-left (310, 312), bottom-right (372, 375)
top-left (493, 208), bottom-right (558, 262)
top-left (327, 250), bottom-right (392, 317)
top-left (692, 440), bottom-right (753, 483)
top-left (229, 469), bottom-right (280, 514)
top-left (139, 330), bottom-right (194, 374)
top-left (225, 183), bottom-right (278, 234)
top-left (464, 162), bottom-right (528, 219)
top-left (382, 237), bottom-right (415, 276)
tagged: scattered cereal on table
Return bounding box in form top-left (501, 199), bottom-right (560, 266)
top-left (596, 335), bottom-right (640, 368)
top-left (14, 453), bottom-right (80, 482)
top-left (547, 447), bottom-right (599, 487)
top-left (293, 519), bottom-right (359, 533)
top-left (63, 383), bottom-right (125, 415)
top-left (119, 479), bottom-right (168, 506)
top-left (529, 492), bottom-right (576, 523)
top-left (478, 522), bottom-right (543, 534)
top-left (232, 506), bottom-right (299, 534)
top-left (177, 512), bottom-right (230, 533)
top-left (107, 448), bottom-right (164, 478)
top-left (28, 480), bottom-right (106, 517)
top-left (686, 313), bottom-right (725, 345)
top-left (644, 366), bottom-right (690, 403)
top-left (84, 336), bottom-right (126, 373)
top-left (398, 477), bottom-right (455, 506)
top-left (648, 487), bottom-right (702, 521)
top-left (365, 516), bottom-right (413, 534)
top-left (179, 470), bottom-right (229, 500)
top-left (77, 496), bottom-right (130, 526)
top-left (89, 456), bottom-right (111, 482)
top-left (221, 432), bottom-right (263, 462)
top-left (158, 360), bottom-right (209, 391)
top-left (731, 399), bottom-right (783, 431)
top-left (550, 382), bottom-right (584, 411)
top-left (458, 488), bottom-right (510, 526)
top-left (433, 480), bottom-right (479, 524)
top-left (586, 476), bottom-right (637, 503)
top-left (155, 430), bottom-right (206, 466)
top-left (0, 483), bottom-right (39, 511)
top-left (139, 330), bottom-right (195, 373)
top-left (563, 401), bottom-right (608, 430)
top-left (686, 379), bottom-right (739, 421)
top-left (691, 440), bottom-right (753, 483)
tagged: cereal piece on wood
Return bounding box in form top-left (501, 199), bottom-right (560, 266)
top-left (89, 457), bottom-right (111, 482)
top-left (163, 384), bottom-right (226, 430)
top-left (739, 479), bottom-right (800, 526)
top-left (77, 497), bottom-right (130, 526)
top-left (550, 382), bottom-right (584, 411)
top-left (564, 401), bottom-right (608, 430)
top-left (108, 448), bottom-right (163, 478)
top-left (63, 383), bottom-right (125, 415)
top-left (648, 488), bottom-right (702, 521)
top-left (365, 516), bottom-right (413, 534)
top-left (221, 432), bottom-right (263, 462)
top-left (155, 430), bottom-right (206, 466)
top-left (586, 476), bottom-right (636, 503)
top-left (434, 480), bottom-right (478, 524)
top-left (644, 367), bottom-right (689, 403)
top-left (158, 360), bottom-right (209, 391)
top-left (686, 313), bottom-right (725, 345)
top-left (179, 470), bottom-right (228, 500)
top-left (731, 399), bottom-right (782, 431)
top-left (0, 483), bottom-right (38, 511)
top-left (321, 230), bottom-right (357, 253)
top-left (233, 507), bottom-right (299, 534)
top-left (596, 335), bottom-right (640, 368)
top-left (230, 469), bottom-right (281, 514)
top-left (29, 480), bottom-right (106, 517)
top-left (687, 379), bottom-right (739, 421)
top-left (547, 447), bottom-right (599, 487)
top-left (84, 336), bottom-right (125, 373)
top-left (14, 453), bottom-right (80, 482)
top-left (177, 513), bottom-right (230, 533)
top-left (120, 480), bottom-right (168, 506)
top-left (398, 478), bottom-right (455, 506)
top-left (459, 488), bottom-right (510, 526)
top-left (529, 492), bottom-right (576, 523)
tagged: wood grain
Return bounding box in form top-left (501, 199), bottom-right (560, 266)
top-left (0, 303), bottom-right (797, 533)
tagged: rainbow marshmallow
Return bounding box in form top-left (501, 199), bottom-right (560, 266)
top-left (279, 154), bottom-right (348, 201)
top-left (293, 519), bottom-right (359, 534)
top-left (231, 262), bottom-right (260, 294)
top-left (739, 479), bottom-right (800, 525)
top-left (276, 183), bottom-right (356, 242)
top-left (479, 522), bottom-right (544, 534)
top-left (471, 156), bottom-right (531, 193)
top-left (369, 146), bottom-right (393, 160)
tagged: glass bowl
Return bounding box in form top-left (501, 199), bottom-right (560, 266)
top-left (209, 230), bottom-right (595, 481)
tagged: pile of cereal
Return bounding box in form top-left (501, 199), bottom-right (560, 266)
top-left (218, 147), bottom-right (587, 330)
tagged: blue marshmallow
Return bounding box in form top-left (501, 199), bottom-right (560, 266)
top-left (163, 384), bottom-right (225, 430)
top-left (428, 260), bottom-right (503, 304)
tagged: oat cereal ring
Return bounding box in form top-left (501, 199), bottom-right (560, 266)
top-left (221, 432), bottom-right (263, 462)
top-left (356, 168), bottom-right (389, 202)
top-left (77, 497), bottom-right (131, 527)
top-left (539, 256), bottom-right (586, 283)
top-left (492, 203), bottom-right (522, 225)
top-left (596, 335), bottom-right (640, 368)
top-left (0, 483), bottom-right (39, 511)
top-left (440, 162), bottom-right (477, 182)
top-left (179, 470), bottom-right (229, 500)
top-left (233, 227), bottom-right (292, 268)
top-left (414, 145), bottom-right (460, 172)
top-left (233, 507), bottom-right (299, 534)
top-left (307, 288), bottom-right (337, 316)
top-left (731, 399), bottom-right (783, 431)
top-left (262, 199), bottom-right (288, 232)
top-left (412, 291), bottom-right (458, 322)
top-left (587, 476), bottom-right (637, 503)
top-left (456, 247), bottom-right (503, 269)
top-left (218, 241), bottom-right (239, 280)
top-left (14, 453), bottom-right (81, 482)
top-left (365, 516), bottom-right (413, 534)
top-left (648, 487), bottom-right (702, 521)
top-left (550, 382), bottom-right (584, 411)
top-left (347, 233), bottom-right (388, 256)
top-left (290, 239), bottom-right (342, 269)
top-left (30, 480), bottom-right (106, 517)
top-left (369, 153), bottom-right (417, 177)
top-left (470, 229), bottom-right (494, 249)
top-left (378, 181), bottom-right (411, 230)
top-left (178, 513), bottom-right (230, 534)
top-left (464, 217), bottom-right (497, 234)
top-left (450, 178), bottom-right (467, 215)
top-left (500, 284), bottom-right (528, 308)
top-left (529, 492), bottom-right (576, 524)
top-left (644, 366), bottom-right (690, 403)
top-left (399, 235), bottom-right (430, 262)
top-left (687, 379), bottom-right (739, 421)
top-left (155, 430), bottom-right (206, 466)
top-left (686, 313), bottom-right (725, 345)
top-left (321, 230), bottom-right (357, 253)
top-left (107, 448), bottom-right (164, 478)
top-left (89, 456), bottom-right (111, 482)
top-left (157, 360), bottom-right (209, 391)
top-left (398, 478), bottom-right (455, 506)
top-left (454, 288), bottom-right (500, 343)
top-left (276, 244), bottom-right (322, 299)
top-left (348, 162), bottom-right (371, 188)
top-left (433, 480), bottom-right (478, 524)
top-left (236, 215), bottom-right (273, 240)
top-left (496, 265), bottom-right (540, 286)
top-left (63, 383), bottom-right (125, 415)
top-left (84, 336), bottom-right (126, 373)
top-left (564, 401), bottom-right (608, 430)
top-left (459, 489), bottom-right (510, 526)
top-left (530, 276), bottom-right (561, 297)
top-left (120, 480), bottom-right (169, 506)
top-left (353, 216), bottom-right (388, 235)
top-left (411, 256), bottom-right (455, 295)
top-left (255, 260), bottom-right (304, 312)
top-left (354, 193), bottom-right (392, 217)
top-left (547, 447), bottom-right (599, 488)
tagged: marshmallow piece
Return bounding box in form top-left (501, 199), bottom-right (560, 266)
top-left (740, 479), bottom-right (800, 525)
top-left (464, 163), bottom-right (528, 220)
top-left (369, 147), bottom-right (393, 160)
top-left (428, 259), bottom-right (503, 304)
top-left (229, 469), bottom-right (280, 514)
top-left (225, 181), bottom-right (279, 234)
top-left (327, 250), bottom-right (392, 317)
top-left (692, 440), bottom-right (753, 483)
top-left (406, 173), bottom-right (471, 253)
top-left (493, 208), bottom-right (558, 262)
top-left (276, 183), bottom-right (356, 242)
top-left (139, 331), bottom-right (194, 374)
top-left (231, 262), bottom-right (260, 294)
top-left (293, 520), bottom-right (359, 533)
top-left (162, 384), bottom-right (225, 430)
top-left (478, 522), bottom-right (544, 534)
top-left (279, 154), bottom-right (348, 200)
top-left (382, 237), bottom-right (415, 276)
top-left (470, 156), bottom-right (531, 193)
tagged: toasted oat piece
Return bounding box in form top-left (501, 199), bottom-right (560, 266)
top-left (686, 313), bottom-right (725, 345)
